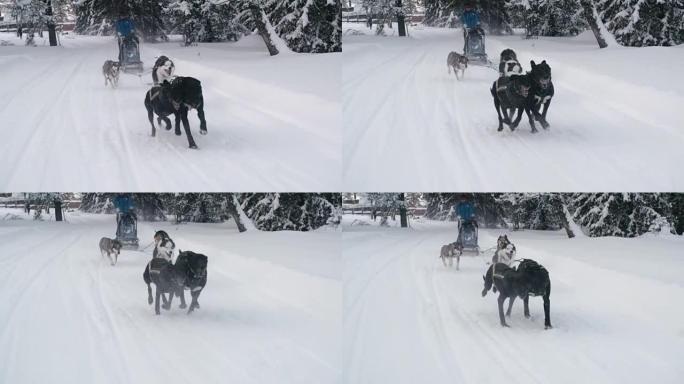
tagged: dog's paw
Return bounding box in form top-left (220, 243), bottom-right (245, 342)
top-left (148, 297), bottom-right (153, 305)
top-left (497, 126), bottom-right (503, 132)
top-left (179, 303), bottom-right (187, 309)
top-left (162, 303), bottom-right (171, 310)
top-left (525, 313), bottom-right (531, 319)
top-left (200, 129), bottom-right (208, 136)
top-left (545, 324), bottom-right (553, 330)
top-left (531, 128), bottom-right (539, 134)
top-left (542, 121), bottom-right (550, 129)
top-left (501, 323), bottom-right (510, 328)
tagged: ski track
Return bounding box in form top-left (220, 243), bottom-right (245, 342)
top-left (0, 35), bottom-right (340, 191)
top-left (0, 216), bottom-right (339, 384)
top-left (343, 225), bottom-right (684, 384)
top-left (342, 27), bottom-right (684, 191)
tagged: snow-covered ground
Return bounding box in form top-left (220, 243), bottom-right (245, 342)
top-left (0, 33), bottom-right (341, 191)
top-left (343, 215), bottom-right (684, 384)
top-left (0, 209), bottom-right (340, 384)
top-left (343, 24), bottom-right (684, 191)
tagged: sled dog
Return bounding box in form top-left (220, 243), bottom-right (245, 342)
top-left (440, 241), bottom-right (463, 269)
top-left (99, 237), bottom-right (122, 266)
top-left (498, 49), bottom-right (523, 78)
top-left (102, 60), bottom-right (121, 88)
top-left (152, 55), bottom-right (176, 85)
top-left (447, 51), bottom-right (468, 80)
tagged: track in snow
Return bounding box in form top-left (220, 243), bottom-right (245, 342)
top-left (0, 212), bottom-right (340, 384)
top-left (0, 34), bottom-right (340, 191)
top-left (343, 25), bottom-right (684, 191)
top-left (343, 221), bottom-right (684, 384)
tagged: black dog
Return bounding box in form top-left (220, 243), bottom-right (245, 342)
top-left (144, 77), bottom-right (207, 149)
top-left (491, 74), bottom-right (532, 132)
top-left (525, 60), bottom-right (554, 131)
top-left (482, 259), bottom-right (552, 329)
top-left (152, 55), bottom-right (175, 85)
top-left (143, 258), bottom-right (180, 315)
top-left (173, 250), bottom-right (208, 313)
top-left (143, 250), bottom-right (208, 315)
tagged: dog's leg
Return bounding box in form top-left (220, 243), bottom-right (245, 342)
top-left (441, 255), bottom-right (447, 268)
top-left (155, 287), bottom-right (162, 315)
top-left (523, 295), bottom-right (530, 318)
top-left (498, 294), bottom-right (510, 327)
top-left (145, 95), bottom-right (156, 137)
top-left (525, 106), bottom-right (538, 133)
top-left (506, 296), bottom-right (516, 317)
top-left (540, 100), bottom-right (551, 129)
top-left (511, 108), bottom-right (524, 131)
top-left (181, 109), bottom-right (198, 149)
top-left (492, 90), bottom-right (504, 132)
top-left (197, 103), bottom-right (207, 134)
top-left (174, 111), bottom-right (182, 136)
top-left (188, 289), bottom-right (202, 314)
top-left (108, 251), bottom-right (115, 266)
top-left (162, 116), bottom-right (172, 131)
top-left (447, 64), bottom-right (451, 75)
top-left (456, 254), bottom-right (460, 271)
top-left (162, 289), bottom-right (173, 310)
top-left (543, 284), bottom-right (552, 329)
top-left (178, 289), bottom-right (187, 309)
top-left (147, 283), bottom-right (153, 305)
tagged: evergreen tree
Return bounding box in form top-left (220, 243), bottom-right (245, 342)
top-left (598, 0), bottom-right (684, 46)
top-left (569, 193), bottom-right (673, 237)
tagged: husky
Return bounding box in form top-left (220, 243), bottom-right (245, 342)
top-left (493, 235), bottom-right (516, 265)
top-left (440, 241), bottom-right (463, 269)
top-left (99, 237), bottom-right (122, 266)
top-left (152, 55), bottom-right (176, 85)
top-left (482, 259), bottom-right (552, 329)
top-left (102, 60), bottom-right (121, 88)
top-left (153, 230), bottom-right (175, 261)
top-left (498, 49), bottom-right (523, 78)
top-left (446, 51), bottom-right (468, 80)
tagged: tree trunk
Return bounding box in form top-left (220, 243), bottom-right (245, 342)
top-left (399, 193), bottom-right (408, 228)
top-left (560, 204), bottom-right (576, 238)
top-left (396, 0), bottom-right (406, 37)
top-left (249, 3), bottom-right (279, 56)
top-left (580, 0), bottom-right (609, 48)
top-left (224, 195), bottom-right (247, 233)
top-left (46, 1), bottom-right (57, 46)
top-left (54, 200), bottom-right (63, 221)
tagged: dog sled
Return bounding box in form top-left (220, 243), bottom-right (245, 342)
top-left (116, 18), bottom-right (143, 74)
top-left (464, 27), bottom-right (493, 68)
top-left (116, 212), bottom-right (139, 249)
top-left (457, 218), bottom-right (480, 255)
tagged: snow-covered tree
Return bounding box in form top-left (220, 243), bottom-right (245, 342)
top-left (569, 193), bottom-right (673, 237)
top-left (238, 193), bottom-right (340, 231)
top-left (266, 0), bottom-right (342, 51)
top-left (519, 0), bottom-right (585, 37)
top-left (597, 0), bottom-right (683, 46)
top-left (166, 0), bottom-right (244, 44)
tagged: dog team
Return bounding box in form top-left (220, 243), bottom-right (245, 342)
top-left (102, 55), bottom-right (208, 149)
top-left (440, 234), bottom-right (552, 330)
top-left (445, 46), bottom-right (554, 134)
top-left (99, 230), bottom-right (208, 316)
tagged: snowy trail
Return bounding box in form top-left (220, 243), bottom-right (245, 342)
top-left (0, 212), bottom-right (340, 384)
top-left (342, 25), bottom-right (684, 191)
top-left (0, 34), bottom-right (341, 191)
top-left (343, 221), bottom-right (684, 384)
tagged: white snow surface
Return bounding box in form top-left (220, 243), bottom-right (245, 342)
top-left (0, 33), bottom-right (341, 191)
top-left (343, 24), bottom-right (684, 191)
top-left (0, 209), bottom-right (341, 384)
top-left (343, 215), bottom-right (684, 384)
